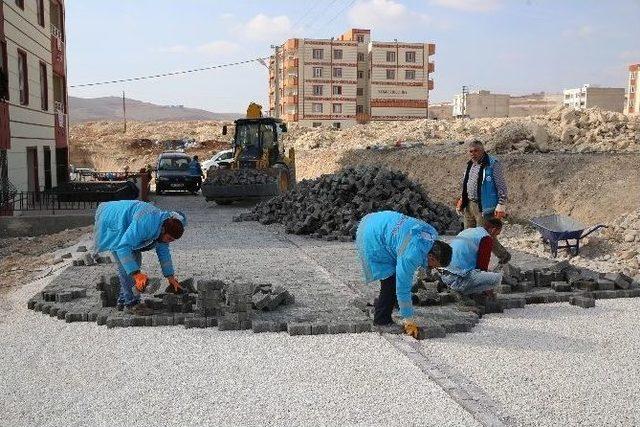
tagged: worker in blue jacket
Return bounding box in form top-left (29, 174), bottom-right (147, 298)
top-left (94, 200), bottom-right (187, 316)
top-left (356, 211), bottom-right (452, 338)
top-left (188, 155), bottom-right (204, 194)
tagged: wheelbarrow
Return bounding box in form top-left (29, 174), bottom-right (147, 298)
top-left (530, 214), bottom-right (607, 257)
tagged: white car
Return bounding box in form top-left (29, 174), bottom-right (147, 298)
top-left (201, 149), bottom-right (234, 171)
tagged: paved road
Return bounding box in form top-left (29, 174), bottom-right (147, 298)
top-left (1, 195), bottom-right (638, 426)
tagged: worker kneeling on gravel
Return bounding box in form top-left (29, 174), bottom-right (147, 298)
top-left (94, 200), bottom-right (187, 316)
top-left (356, 211), bottom-right (452, 338)
top-left (440, 218), bottom-right (504, 307)
top-left (456, 139), bottom-right (511, 264)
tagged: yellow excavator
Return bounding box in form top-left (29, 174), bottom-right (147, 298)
top-left (202, 103), bottom-right (296, 204)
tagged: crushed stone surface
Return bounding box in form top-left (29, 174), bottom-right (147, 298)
top-left (422, 299), bottom-right (640, 427)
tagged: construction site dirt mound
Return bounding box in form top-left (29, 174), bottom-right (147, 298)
top-left (233, 165), bottom-right (461, 240)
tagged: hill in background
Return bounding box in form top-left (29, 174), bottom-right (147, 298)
top-left (69, 96), bottom-right (242, 123)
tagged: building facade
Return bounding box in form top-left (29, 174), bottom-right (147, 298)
top-left (563, 84), bottom-right (625, 113)
top-left (269, 28), bottom-right (434, 128)
top-left (626, 64), bottom-right (639, 115)
top-left (0, 0), bottom-right (68, 197)
top-left (452, 90), bottom-right (509, 118)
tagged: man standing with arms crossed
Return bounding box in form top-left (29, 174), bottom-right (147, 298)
top-left (456, 139), bottom-right (511, 264)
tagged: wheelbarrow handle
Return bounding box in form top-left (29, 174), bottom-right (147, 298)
top-left (580, 224), bottom-right (608, 239)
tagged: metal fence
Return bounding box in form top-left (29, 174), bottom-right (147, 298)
top-left (1, 190), bottom-right (100, 215)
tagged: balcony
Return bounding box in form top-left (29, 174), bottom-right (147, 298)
top-left (427, 62), bottom-right (435, 73)
top-left (0, 101), bottom-right (9, 149)
top-left (284, 95), bottom-right (298, 105)
top-left (427, 43), bottom-right (436, 56)
top-left (54, 102), bottom-right (67, 148)
top-left (284, 76), bottom-right (298, 87)
top-left (428, 79), bottom-right (434, 90)
top-left (284, 58), bottom-right (298, 69)
top-left (50, 26), bottom-right (65, 76)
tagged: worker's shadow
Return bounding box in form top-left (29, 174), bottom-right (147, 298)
top-left (461, 304), bottom-right (616, 354)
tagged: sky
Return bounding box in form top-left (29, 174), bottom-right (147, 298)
top-left (66, 0), bottom-right (640, 113)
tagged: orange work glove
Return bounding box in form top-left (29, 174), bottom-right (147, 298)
top-left (494, 203), bottom-right (507, 219)
top-left (455, 198), bottom-right (463, 214)
top-left (403, 319), bottom-right (420, 339)
top-left (167, 276), bottom-right (182, 293)
top-left (132, 272), bottom-right (149, 293)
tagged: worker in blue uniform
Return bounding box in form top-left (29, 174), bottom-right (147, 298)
top-left (94, 200), bottom-right (187, 315)
top-left (356, 210), bottom-right (452, 338)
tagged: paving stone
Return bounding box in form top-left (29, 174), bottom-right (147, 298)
top-left (96, 313), bottom-right (109, 326)
top-left (106, 316), bottom-right (126, 328)
top-left (61, 252), bottom-right (72, 259)
top-left (42, 304), bottom-right (52, 314)
top-left (83, 253), bottom-right (96, 266)
top-left (55, 292), bottom-right (73, 303)
top-left (27, 299), bottom-right (37, 310)
top-left (311, 323), bottom-right (329, 335)
top-left (65, 312), bottom-right (84, 323)
top-left (569, 296), bottom-right (596, 308)
top-left (593, 290), bottom-right (618, 299)
top-left (88, 311), bottom-right (98, 322)
top-left (498, 297), bottom-right (526, 309)
top-left (70, 288), bottom-right (87, 299)
top-left (495, 284), bottom-right (511, 294)
top-left (76, 245), bottom-right (88, 252)
top-left (252, 292), bottom-right (271, 310)
top-left (57, 308), bottom-right (67, 320)
top-left (288, 322), bottom-right (312, 336)
top-left (218, 319), bottom-right (241, 331)
top-left (184, 317), bottom-right (207, 329)
top-left (354, 321), bottom-right (372, 333)
top-left (596, 279), bottom-right (616, 291)
top-left (49, 306), bottom-right (59, 317)
top-left (418, 325), bottom-right (446, 340)
top-left (603, 273), bottom-right (632, 290)
top-left (573, 279), bottom-right (598, 291)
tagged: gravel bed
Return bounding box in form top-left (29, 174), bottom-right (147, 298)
top-left (0, 274), bottom-right (480, 426)
top-left (421, 299), bottom-right (640, 426)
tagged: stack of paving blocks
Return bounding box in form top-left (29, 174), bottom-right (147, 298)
top-left (251, 283), bottom-right (294, 311)
top-left (217, 283), bottom-right (253, 331)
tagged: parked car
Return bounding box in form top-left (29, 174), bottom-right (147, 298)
top-left (201, 149), bottom-right (234, 172)
top-left (155, 152), bottom-right (199, 195)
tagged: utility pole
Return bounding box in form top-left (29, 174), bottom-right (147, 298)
top-left (122, 90), bottom-right (127, 133)
top-left (271, 44), bottom-right (281, 119)
top-left (461, 85), bottom-right (469, 118)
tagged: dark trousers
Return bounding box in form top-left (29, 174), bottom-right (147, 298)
top-left (374, 275), bottom-right (397, 325)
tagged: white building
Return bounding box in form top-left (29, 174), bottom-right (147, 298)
top-left (563, 84), bottom-right (625, 113)
top-left (626, 64), bottom-right (639, 115)
top-left (452, 90), bottom-right (509, 118)
top-left (1, 0), bottom-right (69, 197)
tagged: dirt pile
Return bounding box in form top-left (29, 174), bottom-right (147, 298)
top-left (233, 165), bottom-right (461, 240)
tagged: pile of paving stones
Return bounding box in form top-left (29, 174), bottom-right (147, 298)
top-left (234, 166), bottom-right (461, 240)
top-left (205, 169), bottom-right (276, 186)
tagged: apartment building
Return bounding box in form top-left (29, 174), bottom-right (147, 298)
top-left (452, 90), bottom-right (509, 118)
top-left (626, 64), bottom-right (639, 115)
top-left (563, 84), bottom-right (625, 113)
top-left (269, 28), bottom-right (434, 128)
top-left (0, 0), bottom-right (68, 197)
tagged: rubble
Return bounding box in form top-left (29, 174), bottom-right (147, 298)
top-left (234, 165), bottom-right (461, 240)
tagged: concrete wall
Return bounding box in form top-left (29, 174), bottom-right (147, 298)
top-left (0, 213), bottom-right (93, 237)
top-left (453, 91), bottom-right (509, 118)
top-left (585, 87), bottom-right (625, 113)
top-left (3, 0), bottom-right (57, 191)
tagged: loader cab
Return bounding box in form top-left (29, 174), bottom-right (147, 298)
top-left (228, 118), bottom-right (287, 168)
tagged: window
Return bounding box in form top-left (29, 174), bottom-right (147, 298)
top-left (333, 49), bottom-right (343, 60)
top-left (356, 87), bottom-right (363, 96)
top-left (0, 42), bottom-right (8, 101)
top-left (312, 122), bottom-right (322, 128)
top-left (332, 86), bottom-right (342, 95)
top-left (356, 105), bottom-right (364, 113)
top-left (312, 49), bottom-right (324, 59)
top-left (357, 70), bottom-right (364, 78)
top-left (356, 35), bottom-right (364, 43)
top-left (357, 52), bottom-right (365, 61)
top-left (312, 103), bottom-right (323, 113)
top-left (386, 69), bottom-right (396, 80)
top-left (313, 67), bottom-right (322, 78)
top-left (405, 51), bottom-right (416, 63)
top-left (405, 70), bottom-right (416, 80)
top-left (18, 50), bottom-right (29, 105)
top-left (386, 51), bottom-right (396, 62)
top-left (333, 68), bottom-right (342, 78)
top-left (333, 122), bottom-right (341, 129)
top-left (332, 103), bottom-right (342, 113)
top-left (15, 0), bottom-right (24, 9)
top-left (37, 0), bottom-right (45, 27)
top-left (313, 85), bottom-right (323, 96)
top-left (39, 62), bottom-right (48, 111)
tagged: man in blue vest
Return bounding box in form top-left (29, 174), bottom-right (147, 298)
top-left (441, 218), bottom-right (504, 301)
top-left (188, 155), bottom-right (204, 194)
top-left (456, 139), bottom-right (511, 264)
top-left (94, 200), bottom-right (187, 316)
top-left (356, 211), bottom-right (453, 338)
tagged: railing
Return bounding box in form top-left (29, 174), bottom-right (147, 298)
top-left (1, 190), bottom-right (100, 215)
top-left (50, 25), bottom-right (63, 41)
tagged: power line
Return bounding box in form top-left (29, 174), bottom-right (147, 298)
top-left (69, 56), bottom-right (269, 88)
top-left (304, 0), bottom-right (342, 34)
top-left (313, 0), bottom-right (357, 37)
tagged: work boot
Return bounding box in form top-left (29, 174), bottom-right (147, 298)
top-left (373, 322), bottom-right (404, 334)
top-left (124, 303), bottom-right (154, 316)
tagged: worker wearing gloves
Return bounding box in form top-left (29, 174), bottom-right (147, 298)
top-left (94, 200), bottom-right (187, 316)
top-left (456, 139), bottom-right (511, 264)
top-left (441, 218), bottom-right (504, 302)
top-left (356, 211), bottom-right (452, 338)
top-left (188, 155), bottom-right (204, 194)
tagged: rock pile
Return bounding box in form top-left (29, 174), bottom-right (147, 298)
top-left (205, 168), bottom-right (276, 186)
top-left (234, 166), bottom-right (461, 240)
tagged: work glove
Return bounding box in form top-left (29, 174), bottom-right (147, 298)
top-left (167, 276), bottom-right (183, 294)
top-left (403, 318), bottom-right (420, 339)
top-left (455, 198), bottom-right (463, 215)
top-left (132, 272), bottom-right (149, 295)
top-left (494, 203), bottom-right (507, 219)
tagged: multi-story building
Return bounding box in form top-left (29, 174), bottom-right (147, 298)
top-left (0, 0), bottom-right (68, 197)
top-left (563, 84), bottom-right (625, 113)
top-left (626, 64), bottom-right (639, 115)
top-left (452, 90), bottom-right (509, 118)
top-left (269, 28), bottom-right (434, 128)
